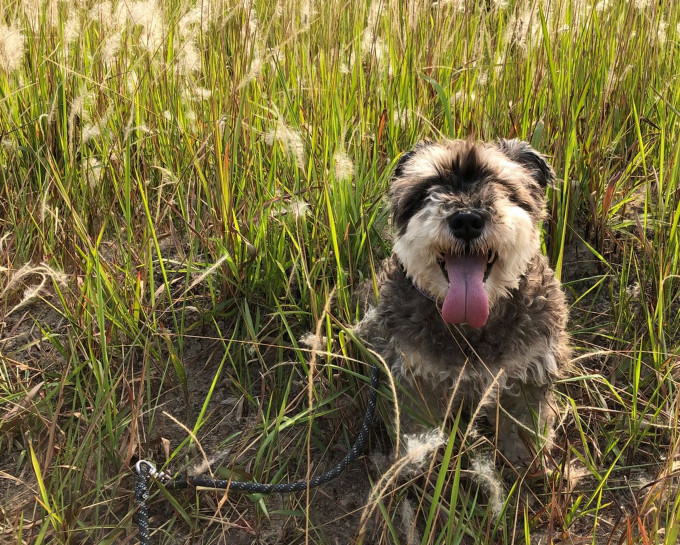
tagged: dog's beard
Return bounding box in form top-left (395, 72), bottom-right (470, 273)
top-left (393, 199), bottom-right (539, 328)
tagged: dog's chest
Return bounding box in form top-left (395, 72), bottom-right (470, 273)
top-left (373, 260), bottom-right (557, 383)
top-left (388, 317), bottom-right (508, 380)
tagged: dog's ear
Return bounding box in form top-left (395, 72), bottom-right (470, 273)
top-left (393, 150), bottom-right (416, 180)
top-left (496, 139), bottom-right (555, 188)
top-left (392, 141), bottom-right (431, 180)
top-left (390, 142), bottom-right (433, 234)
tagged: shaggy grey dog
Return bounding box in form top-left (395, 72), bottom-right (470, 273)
top-left (359, 139), bottom-right (570, 464)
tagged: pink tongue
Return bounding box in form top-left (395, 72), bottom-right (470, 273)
top-left (441, 254), bottom-right (489, 328)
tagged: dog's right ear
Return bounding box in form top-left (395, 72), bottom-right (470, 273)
top-left (393, 150), bottom-right (416, 180)
top-left (496, 139), bottom-right (556, 188)
top-left (392, 141), bottom-right (435, 180)
top-left (390, 142), bottom-right (433, 234)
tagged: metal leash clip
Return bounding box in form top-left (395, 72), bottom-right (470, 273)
top-left (135, 460), bottom-right (172, 484)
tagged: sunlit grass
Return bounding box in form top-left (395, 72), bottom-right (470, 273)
top-left (1, 0), bottom-right (680, 544)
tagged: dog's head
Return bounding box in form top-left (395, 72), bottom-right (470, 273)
top-left (390, 138), bottom-right (554, 328)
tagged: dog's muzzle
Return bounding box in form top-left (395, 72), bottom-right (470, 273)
top-left (448, 211), bottom-right (485, 241)
top-left (436, 209), bottom-right (496, 328)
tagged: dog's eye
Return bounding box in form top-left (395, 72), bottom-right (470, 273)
top-left (438, 202), bottom-right (453, 215)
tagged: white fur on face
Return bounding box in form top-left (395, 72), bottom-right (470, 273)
top-left (393, 194), bottom-right (540, 308)
top-left (480, 146), bottom-right (530, 181)
top-left (401, 142), bottom-right (523, 186)
top-left (392, 199), bottom-right (452, 300)
top-left (400, 144), bottom-right (452, 180)
top-left (484, 199), bottom-right (540, 303)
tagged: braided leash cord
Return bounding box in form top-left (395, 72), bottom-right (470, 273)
top-left (134, 362), bottom-right (380, 545)
top-left (134, 462), bottom-right (152, 544)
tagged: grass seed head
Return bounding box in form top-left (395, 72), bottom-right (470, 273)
top-left (595, 0), bottom-right (613, 13)
top-left (243, 8), bottom-right (259, 40)
top-left (128, 0), bottom-right (166, 53)
top-left (239, 52), bottom-right (264, 88)
top-left (333, 150), bottom-right (354, 181)
top-left (175, 38), bottom-right (201, 74)
top-left (657, 19), bottom-right (668, 46)
top-left (288, 199), bottom-right (310, 220)
top-left (393, 106), bottom-right (411, 129)
top-left (85, 157), bottom-right (104, 188)
top-left (633, 0), bottom-right (652, 10)
top-left (435, 0), bottom-right (466, 12)
top-left (265, 121), bottom-right (307, 170)
top-left (89, 1), bottom-right (113, 24)
top-left (68, 92), bottom-right (90, 128)
top-left (102, 33), bottom-right (122, 64)
top-left (503, 5), bottom-right (541, 54)
top-left (191, 87), bottom-right (213, 100)
top-left (0, 25), bottom-right (26, 73)
top-left (62, 11), bottom-right (82, 47)
top-left (299, 0), bottom-right (315, 27)
top-left (82, 110), bottom-right (111, 143)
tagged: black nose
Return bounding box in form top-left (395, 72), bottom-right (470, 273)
top-left (448, 211), bottom-right (485, 241)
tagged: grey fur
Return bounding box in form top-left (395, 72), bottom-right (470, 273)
top-left (358, 138), bottom-right (570, 464)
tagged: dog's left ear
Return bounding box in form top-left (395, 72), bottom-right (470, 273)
top-left (496, 139), bottom-right (556, 188)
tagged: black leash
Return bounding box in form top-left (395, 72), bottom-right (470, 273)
top-left (134, 362), bottom-right (380, 545)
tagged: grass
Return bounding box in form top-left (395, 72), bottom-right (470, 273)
top-left (1, 0), bottom-right (680, 543)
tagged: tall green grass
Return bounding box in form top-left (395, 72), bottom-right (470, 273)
top-left (1, 0), bottom-right (679, 543)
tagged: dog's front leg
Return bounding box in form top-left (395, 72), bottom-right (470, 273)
top-left (491, 384), bottom-right (557, 466)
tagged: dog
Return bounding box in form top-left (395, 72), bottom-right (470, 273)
top-left (358, 138), bottom-right (570, 464)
